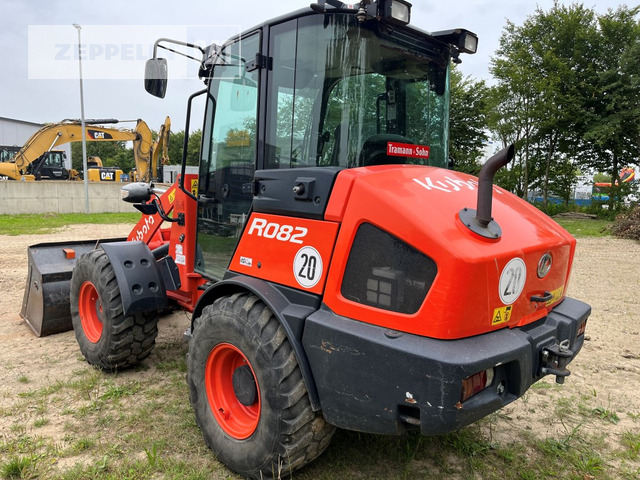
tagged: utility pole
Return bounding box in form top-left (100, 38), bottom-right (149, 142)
top-left (73, 23), bottom-right (89, 213)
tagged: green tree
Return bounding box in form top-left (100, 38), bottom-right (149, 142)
top-left (449, 67), bottom-right (489, 175)
top-left (488, 22), bottom-right (539, 197)
top-left (490, 2), bottom-right (598, 207)
top-left (167, 130), bottom-right (202, 166)
top-left (489, 2), bottom-right (640, 213)
top-left (583, 6), bottom-right (640, 211)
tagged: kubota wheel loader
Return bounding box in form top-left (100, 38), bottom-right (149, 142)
top-left (21, 1), bottom-right (590, 478)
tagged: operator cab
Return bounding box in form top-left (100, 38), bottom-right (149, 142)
top-left (144, 1), bottom-right (477, 280)
top-left (28, 151), bottom-right (69, 180)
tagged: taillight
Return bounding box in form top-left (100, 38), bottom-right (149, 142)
top-left (577, 319), bottom-right (587, 336)
top-left (461, 368), bottom-right (494, 402)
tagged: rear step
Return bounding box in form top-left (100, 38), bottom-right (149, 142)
top-left (20, 238), bottom-right (125, 336)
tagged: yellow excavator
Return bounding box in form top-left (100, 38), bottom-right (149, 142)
top-left (0, 117), bottom-right (170, 182)
top-left (130, 117), bottom-right (170, 182)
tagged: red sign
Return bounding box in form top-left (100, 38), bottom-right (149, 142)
top-left (387, 142), bottom-right (430, 159)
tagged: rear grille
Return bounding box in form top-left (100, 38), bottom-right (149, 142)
top-left (341, 223), bottom-right (437, 314)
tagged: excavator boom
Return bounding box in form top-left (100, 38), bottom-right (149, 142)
top-left (130, 116), bottom-right (170, 182)
top-left (152, 117), bottom-right (170, 182)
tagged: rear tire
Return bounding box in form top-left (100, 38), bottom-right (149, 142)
top-left (70, 249), bottom-right (159, 371)
top-left (187, 292), bottom-right (335, 479)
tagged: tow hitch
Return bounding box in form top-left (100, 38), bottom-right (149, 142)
top-left (541, 340), bottom-right (573, 384)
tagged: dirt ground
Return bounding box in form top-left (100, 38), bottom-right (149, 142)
top-left (0, 223), bottom-right (193, 391)
top-left (1, 225), bottom-right (639, 476)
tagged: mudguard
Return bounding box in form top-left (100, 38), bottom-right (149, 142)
top-left (100, 241), bottom-right (180, 317)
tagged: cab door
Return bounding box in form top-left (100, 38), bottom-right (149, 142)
top-left (195, 33), bottom-right (261, 280)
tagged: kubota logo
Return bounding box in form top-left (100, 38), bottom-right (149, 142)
top-left (133, 216), bottom-right (155, 241)
top-left (413, 176), bottom-right (504, 194)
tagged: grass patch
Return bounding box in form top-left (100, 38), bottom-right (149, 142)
top-left (69, 437), bottom-right (96, 455)
top-left (0, 212), bottom-right (138, 236)
top-left (2, 368), bottom-right (635, 480)
top-left (99, 382), bottom-right (141, 401)
top-left (1, 319), bottom-right (635, 479)
top-left (621, 431), bottom-right (640, 460)
top-left (554, 217), bottom-right (613, 237)
top-left (592, 406), bottom-right (620, 425)
top-left (1, 455), bottom-right (36, 479)
top-left (33, 418), bottom-right (50, 428)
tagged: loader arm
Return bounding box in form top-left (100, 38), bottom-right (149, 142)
top-left (0, 119), bottom-right (154, 181)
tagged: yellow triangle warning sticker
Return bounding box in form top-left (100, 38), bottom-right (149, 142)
top-left (492, 305), bottom-right (513, 326)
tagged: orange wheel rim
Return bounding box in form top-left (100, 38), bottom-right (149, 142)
top-left (205, 343), bottom-right (260, 439)
top-left (78, 281), bottom-right (103, 343)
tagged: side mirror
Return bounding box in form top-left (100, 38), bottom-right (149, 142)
top-left (144, 59), bottom-right (168, 98)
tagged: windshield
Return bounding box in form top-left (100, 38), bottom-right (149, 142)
top-left (0, 146), bottom-right (20, 162)
top-left (265, 14), bottom-right (450, 169)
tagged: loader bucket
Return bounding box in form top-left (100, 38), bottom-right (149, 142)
top-left (20, 238), bottom-right (125, 337)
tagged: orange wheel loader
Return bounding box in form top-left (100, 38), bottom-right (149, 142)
top-left (21, 2), bottom-right (590, 478)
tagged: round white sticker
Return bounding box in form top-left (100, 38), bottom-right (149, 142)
top-left (293, 246), bottom-right (323, 288)
top-left (499, 258), bottom-right (526, 305)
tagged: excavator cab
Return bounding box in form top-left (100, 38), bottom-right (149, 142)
top-left (28, 150), bottom-right (69, 180)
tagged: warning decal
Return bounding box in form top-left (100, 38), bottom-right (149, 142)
top-left (546, 286), bottom-right (564, 306)
top-left (492, 305), bottom-right (513, 326)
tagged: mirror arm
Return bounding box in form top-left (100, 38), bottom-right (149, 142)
top-left (152, 38), bottom-right (205, 60)
top-left (179, 88), bottom-right (208, 202)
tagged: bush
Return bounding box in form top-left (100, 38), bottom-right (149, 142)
top-left (529, 200), bottom-right (620, 220)
top-left (584, 200), bottom-right (628, 220)
top-left (611, 207), bottom-right (640, 240)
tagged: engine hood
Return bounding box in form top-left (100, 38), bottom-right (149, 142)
top-left (323, 165), bottom-right (576, 339)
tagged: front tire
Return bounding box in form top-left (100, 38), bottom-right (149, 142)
top-left (187, 293), bottom-right (335, 479)
top-left (70, 248), bottom-right (159, 370)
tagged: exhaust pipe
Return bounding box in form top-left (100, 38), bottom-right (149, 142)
top-left (459, 144), bottom-right (515, 239)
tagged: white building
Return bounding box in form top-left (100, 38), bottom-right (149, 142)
top-left (163, 165), bottom-right (199, 184)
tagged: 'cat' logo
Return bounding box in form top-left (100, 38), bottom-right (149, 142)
top-left (87, 130), bottom-right (113, 140)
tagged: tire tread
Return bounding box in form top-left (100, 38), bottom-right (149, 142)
top-left (188, 293), bottom-right (335, 479)
top-left (70, 249), bottom-right (159, 371)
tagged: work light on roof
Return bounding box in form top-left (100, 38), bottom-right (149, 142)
top-left (461, 32), bottom-right (478, 54)
top-left (380, 0), bottom-right (412, 26)
top-left (432, 28), bottom-right (479, 57)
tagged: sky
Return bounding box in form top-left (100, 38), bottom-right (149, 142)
top-left (0, 0), bottom-right (630, 135)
